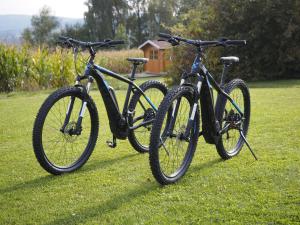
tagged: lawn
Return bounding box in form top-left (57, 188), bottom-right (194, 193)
top-left (0, 79), bottom-right (299, 224)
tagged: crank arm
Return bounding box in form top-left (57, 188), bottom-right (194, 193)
top-left (218, 123), bottom-right (231, 135)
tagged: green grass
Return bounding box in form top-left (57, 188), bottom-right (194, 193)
top-left (0, 79), bottom-right (299, 225)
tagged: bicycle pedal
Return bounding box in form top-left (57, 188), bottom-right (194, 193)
top-left (106, 140), bottom-right (117, 148)
top-left (106, 136), bottom-right (117, 148)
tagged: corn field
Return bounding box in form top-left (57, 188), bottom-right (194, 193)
top-left (0, 44), bottom-right (143, 92)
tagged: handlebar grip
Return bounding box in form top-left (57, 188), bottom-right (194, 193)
top-left (226, 40), bottom-right (247, 46)
top-left (158, 33), bottom-right (172, 39)
top-left (110, 40), bottom-right (125, 45)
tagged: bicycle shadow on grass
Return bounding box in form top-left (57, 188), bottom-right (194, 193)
top-left (188, 158), bottom-right (223, 174)
top-left (45, 159), bottom-right (224, 225)
top-left (0, 174), bottom-right (58, 195)
top-left (76, 153), bottom-right (139, 174)
top-left (45, 182), bottom-right (158, 225)
top-left (0, 153), bottom-right (139, 195)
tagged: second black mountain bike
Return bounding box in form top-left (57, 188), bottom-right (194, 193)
top-left (149, 33), bottom-right (257, 185)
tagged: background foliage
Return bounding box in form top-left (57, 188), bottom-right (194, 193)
top-left (1, 0), bottom-right (299, 92)
top-left (165, 0), bottom-right (300, 84)
top-left (0, 44), bottom-right (143, 92)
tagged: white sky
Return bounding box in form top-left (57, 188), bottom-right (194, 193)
top-left (0, 0), bottom-right (87, 18)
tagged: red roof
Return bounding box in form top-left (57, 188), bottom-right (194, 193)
top-left (138, 40), bottom-right (171, 50)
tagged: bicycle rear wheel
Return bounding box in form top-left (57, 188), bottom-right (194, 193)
top-left (149, 86), bottom-right (200, 185)
top-left (128, 80), bottom-right (167, 153)
top-left (215, 79), bottom-right (250, 159)
top-left (32, 87), bottom-right (99, 174)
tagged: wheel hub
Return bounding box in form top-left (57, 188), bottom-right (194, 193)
top-left (225, 109), bottom-right (242, 129)
top-left (143, 108), bottom-right (155, 130)
top-left (144, 108), bottom-right (155, 122)
top-left (63, 122), bottom-right (79, 142)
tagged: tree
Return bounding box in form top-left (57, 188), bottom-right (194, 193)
top-left (114, 24), bottom-right (128, 48)
top-left (60, 23), bottom-right (89, 41)
top-left (127, 0), bottom-right (149, 46)
top-left (147, 0), bottom-right (179, 38)
top-left (84, 0), bottom-right (128, 40)
top-left (22, 6), bottom-right (59, 46)
top-left (21, 28), bottom-right (34, 45)
top-left (83, 0), bottom-right (182, 47)
top-left (166, 0), bottom-right (300, 84)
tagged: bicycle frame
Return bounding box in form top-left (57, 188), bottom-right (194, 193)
top-left (175, 51), bottom-right (244, 144)
top-left (64, 58), bottom-right (158, 140)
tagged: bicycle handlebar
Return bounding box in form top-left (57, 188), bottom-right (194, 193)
top-left (158, 33), bottom-right (172, 39)
top-left (58, 36), bottom-right (125, 49)
top-left (225, 40), bottom-right (247, 46)
top-left (158, 33), bottom-right (246, 48)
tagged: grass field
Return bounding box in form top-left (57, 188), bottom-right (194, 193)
top-left (0, 79), bottom-right (299, 224)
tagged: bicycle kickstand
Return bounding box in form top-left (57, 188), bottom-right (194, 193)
top-left (106, 135), bottom-right (117, 148)
top-left (239, 130), bottom-right (258, 160)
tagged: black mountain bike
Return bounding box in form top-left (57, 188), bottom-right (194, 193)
top-left (149, 33), bottom-right (257, 185)
top-left (32, 37), bottom-right (167, 175)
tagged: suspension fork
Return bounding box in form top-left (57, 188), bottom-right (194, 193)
top-left (60, 96), bottom-right (75, 132)
top-left (162, 78), bottom-right (185, 136)
top-left (183, 75), bottom-right (203, 138)
top-left (61, 76), bottom-right (93, 134)
top-left (166, 98), bottom-right (182, 137)
top-left (60, 78), bottom-right (80, 132)
top-left (166, 75), bottom-right (203, 139)
top-left (75, 76), bottom-right (93, 132)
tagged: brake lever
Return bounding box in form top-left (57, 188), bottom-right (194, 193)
top-left (168, 38), bottom-right (180, 46)
top-left (171, 40), bottom-right (180, 46)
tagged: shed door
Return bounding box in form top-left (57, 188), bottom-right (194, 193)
top-left (144, 47), bottom-right (160, 73)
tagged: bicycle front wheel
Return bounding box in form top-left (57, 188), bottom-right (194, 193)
top-left (32, 87), bottom-right (99, 175)
top-left (149, 86), bottom-right (200, 185)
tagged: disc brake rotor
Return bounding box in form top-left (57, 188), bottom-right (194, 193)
top-left (63, 121), bottom-right (78, 143)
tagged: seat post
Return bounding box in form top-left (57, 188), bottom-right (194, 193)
top-left (130, 63), bottom-right (138, 81)
top-left (220, 64), bottom-right (230, 86)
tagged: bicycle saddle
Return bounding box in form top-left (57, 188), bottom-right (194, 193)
top-left (127, 58), bottom-right (149, 65)
top-left (220, 56), bottom-right (239, 64)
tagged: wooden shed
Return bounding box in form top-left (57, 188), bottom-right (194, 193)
top-left (138, 40), bottom-right (171, 74)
